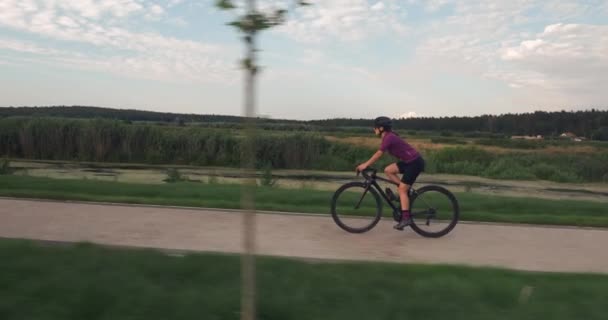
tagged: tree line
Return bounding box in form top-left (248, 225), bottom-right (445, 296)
top-left (312, 110), bottom-right (608, 139)
top-left (1, 106), bottom-right (607, 139)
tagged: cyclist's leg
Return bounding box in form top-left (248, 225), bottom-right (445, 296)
top-left (394, 158), bottom-right (425, 229)
top-left (399, 159), bottom-right (424, 210)
top-left (403, 157), bottom-right (424, 183)
top-left (398, 182), bottom-right (411, 211)
top-left (398, 157), bottom-right (424, 210)
top-left (394, 161), bottom-right (413, 229)
top-left (384, 163), bottom-right (401, 185)
top-left (396, 161), bottom-right (411, 211)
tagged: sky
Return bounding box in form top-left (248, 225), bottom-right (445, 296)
top-left (0, 0), bottom-right (607, 120)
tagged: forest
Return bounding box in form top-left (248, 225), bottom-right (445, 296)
top-left (2, 106), bottom-right (607, 139)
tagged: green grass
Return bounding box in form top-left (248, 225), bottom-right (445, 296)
top-left (430, 137), bottom-right (469, 144)
top-left (0, 158), bottom-right (10, 174)
top-left (1, 175), bottom-right (607, 227)
top-left (1, 239), bottom-right (607, 320)
top-left (425, 146), bottom-right (608, 183)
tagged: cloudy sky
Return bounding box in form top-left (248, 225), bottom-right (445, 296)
top-left (0, 0), bottom-right (607, 120)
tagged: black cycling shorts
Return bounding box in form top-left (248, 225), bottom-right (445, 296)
top-left (396, 156), bottom-right (425, 185)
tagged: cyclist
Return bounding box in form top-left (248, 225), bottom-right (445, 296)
top-left (356, 116), bottom-right (425, 230)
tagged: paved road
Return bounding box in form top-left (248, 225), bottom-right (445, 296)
top-left (1, 198), bottom-right (607, 273)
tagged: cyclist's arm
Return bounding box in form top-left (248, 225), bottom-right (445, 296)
top-left (363, 150), bottom-right (384, 167)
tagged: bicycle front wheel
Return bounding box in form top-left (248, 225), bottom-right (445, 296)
top-left (331, 182), bottom-right (382, 233)
top-left (409, 185), bottom-right (459, 238)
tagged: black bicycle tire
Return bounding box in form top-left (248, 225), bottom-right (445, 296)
top-left (409, 185), bottom-right (459, 238)
top-left (331, 182), bottom-right (383, 233)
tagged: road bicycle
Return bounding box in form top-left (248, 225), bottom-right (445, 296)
top-left (330, 167), bottom-right (459, 238)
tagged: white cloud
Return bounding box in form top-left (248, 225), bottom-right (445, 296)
top-left (408, 0), bottom-right (608, 105)
top-left (425, 0), bottom-right (450, 12)
top-left (18, 0), bottom-right (39, 13)
top-left (300, 49), bottom-right (324, 64)
top-left (168, 17), bottom-right (188, 27)
top-left (276, 0), bottom-right (409, 43)
top-left (371, 2), bottom-right (385, 11)
top-left (54, 0), bottom-right (145, 20)
top-left (1, 38), bottom-right (235, 85)
top-left (0, 38), bottom-right (56, 55)
top-left (56, 16), bottom-right (79, 28)
top-left (145, 4), bottom-right (165, 20)
top-left (399, 111), bottom-right (418, 119)
top-left (167, 0), bottom-right (185, 7)
top-left (496, 23), bottom-right (608, 92)
top-left (541, 1), bottom-right (593, 20)
top-left (0, 0), bottom-right (236, 84)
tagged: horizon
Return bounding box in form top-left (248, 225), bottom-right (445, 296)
top-left (1, 1), bottom-right (607, 120)
top-left (1, 104), bottom-right (606, 122)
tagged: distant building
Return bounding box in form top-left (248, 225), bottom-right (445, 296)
top-left (511, 135), bottom-right (543, 140)
top-left (560, 132), bottom-right (585, 142)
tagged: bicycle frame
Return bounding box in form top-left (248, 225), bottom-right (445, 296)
top-left (357, 168), bottom-right (416, 221)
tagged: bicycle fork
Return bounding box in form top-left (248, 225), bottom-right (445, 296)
top-left (354, 183), bottom-right (372, 209)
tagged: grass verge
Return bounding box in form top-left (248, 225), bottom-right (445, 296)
top-left (1, 175), bottom-right (607, 227)
top-left (1, 239), bottom-right (607, 320)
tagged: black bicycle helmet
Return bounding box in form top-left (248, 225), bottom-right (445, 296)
top-left (374, 116), bottom-right (392, 130)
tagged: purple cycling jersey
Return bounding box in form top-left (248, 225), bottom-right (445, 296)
top-left (379, 132), bottom-right (420, 163)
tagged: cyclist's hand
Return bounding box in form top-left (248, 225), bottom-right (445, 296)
top-left (355, 163), bottom-right (368, 173)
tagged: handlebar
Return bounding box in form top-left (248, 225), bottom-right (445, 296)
top-left (357, 167), bottom-right (377, 180)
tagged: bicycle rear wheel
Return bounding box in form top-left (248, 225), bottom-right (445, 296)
top-left (331, 182), bottom-right (382, 233)
top-left (409, 185), bottom-right (459, 238)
